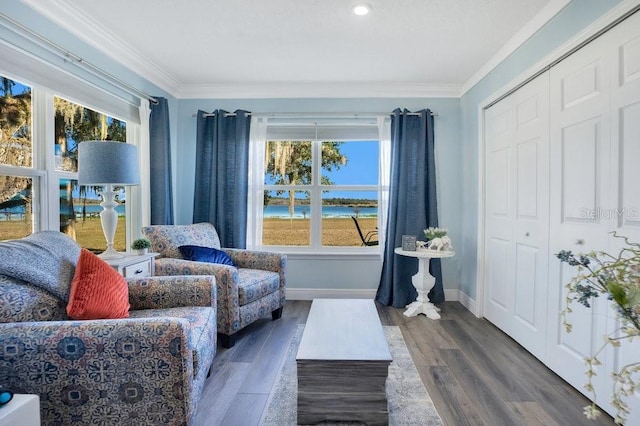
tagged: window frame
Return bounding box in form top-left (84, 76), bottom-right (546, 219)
top-left (0, 70), bottom-right (142, 248)
top-left (253, 125), bottom-right (387, 255)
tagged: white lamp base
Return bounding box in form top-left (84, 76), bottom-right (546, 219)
top-left (98, 185), bottom-right (125, 259)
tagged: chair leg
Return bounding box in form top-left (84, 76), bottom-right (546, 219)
top-left (271, 307), bottom-right (283, 320)
top-left (219, 332), bottom-right (236, 348)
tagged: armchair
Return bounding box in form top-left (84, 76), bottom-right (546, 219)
top-left (0, 232), bottom-right (217, 425)
top-left (142, 223), bottom-right (286, 348)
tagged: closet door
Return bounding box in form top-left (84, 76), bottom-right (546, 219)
top-left (547, 23), bottom-right (613, 400)
top-left (484, 73), bottom-right (550, 359)
top-left (546, 11), bottom-right (640, 419)
top-left (607, 12), bottom-right (640, 423)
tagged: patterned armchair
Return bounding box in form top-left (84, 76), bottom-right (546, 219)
top-left (0, 232), bottom-right (217, 426)
top-left (142, 223), bottom-right (286, 348)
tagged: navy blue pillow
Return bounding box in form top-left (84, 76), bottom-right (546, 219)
top-left (178, 245), bottom-right (236, 266)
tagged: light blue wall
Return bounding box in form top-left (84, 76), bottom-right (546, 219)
top-left (458, 0), bottom-right (622, 300)
top-left (176, 98), bottom-right (463, 291)
top-left (2, 0), bottom-right (625, 296)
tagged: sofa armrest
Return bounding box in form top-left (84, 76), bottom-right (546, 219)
top-left (127, 275), bottom-right (216, 310)
top-left (223, 248), bottom-right (286, 274)
top-left (0, 318), bottom-right (196, 424)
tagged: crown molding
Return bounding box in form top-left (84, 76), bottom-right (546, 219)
top-left (460, 0), bottom-right (571, 96)
top-left (178, 82), bottom-right (462, 99)
top-left (20, 0), bottom-right (181, 97)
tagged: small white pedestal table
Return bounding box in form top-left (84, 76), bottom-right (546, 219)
top-left (394, 247), bottom-right (455, 319)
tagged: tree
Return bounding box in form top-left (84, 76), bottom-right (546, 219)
top-left (0, 81), bottom-right (32, 231)
top-left (265, 141), bottom-right (347, 220)
top-left (53, 97), bottom-right (126, 237)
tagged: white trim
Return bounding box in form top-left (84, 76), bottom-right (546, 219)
top-left (474, 0), bottom-right (640, 320)
top-left (457, 291), bottom-right (479, 317)
top-left (475, 103), bottom-right (487, 318)
top-left (21, 0), bottom-right (181, 98)
top-left (177, 82), bottom-right (461, 99)
top-left (285, 288), bottom-right (377, 300)
top-left (477, 0), bottom-right (640, 109)
top-left (460, 0), bottom-right (571, 96)
top-left (287, 287), bottom-right (470, 307)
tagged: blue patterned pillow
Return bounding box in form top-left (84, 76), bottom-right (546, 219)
top-left (178, 245), bottom-right (235, 266)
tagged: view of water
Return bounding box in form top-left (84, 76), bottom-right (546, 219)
top-left (1, 204), bottom-right (377, 220)
top-left (264, 205), bottom-right (377, 219)
top-left (0, 204), bottom-right (126, 220)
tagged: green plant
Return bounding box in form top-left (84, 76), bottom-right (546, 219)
top-left (556, 232), bottom-right (640, 424)
top-left (423, 227), bottom-right (447, 240)
top-left (131, 238), bottom-right (151, 250)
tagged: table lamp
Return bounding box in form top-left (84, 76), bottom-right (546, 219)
top-left (78, 141), bottom-right (140, 259)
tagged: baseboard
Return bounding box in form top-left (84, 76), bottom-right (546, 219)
top-left (287, 287), bottom-right (468, 303)
top-left (444, 289), bottom-right (459, 301)
top-left (458, 291), bottom-right (479, 317)
top-left (286, 288), bottom-right (377, 300)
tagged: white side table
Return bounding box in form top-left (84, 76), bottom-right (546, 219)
top-left (0, 394), bottom-right (40, 426)
top-left (104, 252), bottom-right (159, 278)
top-left (394, 247), bottom-right (455, 319)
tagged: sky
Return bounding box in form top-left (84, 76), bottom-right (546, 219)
top-left (6, 77), bottom-right (379, 202)
top-left (265, 140), bottom-right (379, 201)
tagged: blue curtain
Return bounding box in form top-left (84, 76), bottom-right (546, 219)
top-left (376, 109), bottom-right (443, 307)
top-left (149, 97), bottom-right (174, 225)
top-left (193, 109), bottom-right (251, 248)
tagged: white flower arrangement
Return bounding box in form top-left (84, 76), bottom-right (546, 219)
top-left (423, 227), bottom-right (448, 241)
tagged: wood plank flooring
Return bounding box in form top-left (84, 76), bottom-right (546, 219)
top-left (194, 301), bottom-right (614, 425)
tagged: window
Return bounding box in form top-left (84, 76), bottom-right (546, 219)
top-left (0, 72), bottom-right (137, 251)
top-left (54, 97), bottom-right (128, 251)
top-left (0, 77), bottom-right (36, 240)
top-left (250, 117), bottom-right (389, 252)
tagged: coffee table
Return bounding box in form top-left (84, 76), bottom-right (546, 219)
top-left (296, 299), bottom-right (393, 425)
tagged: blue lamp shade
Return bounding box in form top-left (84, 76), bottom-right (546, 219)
top-left (78, 141), bottom-right (140, 186)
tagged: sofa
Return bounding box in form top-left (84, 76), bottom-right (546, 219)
top-left (0, 231), bottom-right (217, 425)
top-left (142, 223), bottom-right (286, 348)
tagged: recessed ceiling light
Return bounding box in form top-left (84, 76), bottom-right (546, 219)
top-left (353, 4), bottom-right (371, 16)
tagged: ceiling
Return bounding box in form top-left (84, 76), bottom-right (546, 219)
top-left (23, 0), bottom-right (567, 98)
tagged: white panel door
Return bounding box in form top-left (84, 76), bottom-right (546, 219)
top-left (606, 12), bottom-right (640, 423)
top-left (547, 12), bottom-right (640, 420)
top-left (547, 23), bottom-right (612, 402)
top-left (484, 72), bottom-right (550, 359)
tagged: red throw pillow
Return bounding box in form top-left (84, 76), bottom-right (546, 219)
top-left (67, 249), bottom-right (130, 320)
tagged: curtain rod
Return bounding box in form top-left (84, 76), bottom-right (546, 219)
top-left (0, 12), bottom-right (158, 105)
top-left (194, 111), bottom-right (439, 118)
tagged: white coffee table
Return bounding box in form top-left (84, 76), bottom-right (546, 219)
top-left (395, 247), bottom-right (454, 319)
top-left (296, 299), bottom-right (392, 425)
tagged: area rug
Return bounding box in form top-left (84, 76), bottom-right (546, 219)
top-left (260, 325), bottom-right (443, 426)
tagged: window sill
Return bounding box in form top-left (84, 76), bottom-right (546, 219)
top-left (255, 247), bottom-right (382, 261)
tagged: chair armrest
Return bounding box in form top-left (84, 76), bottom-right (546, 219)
top-left (127, 275), bottom-right (216, 310)
top-left (0, 318), bottom-right (196, 423)
top-left (153, 258), bottom-right (239, 303)
top-left (222, 248), bottom-right (287, 274)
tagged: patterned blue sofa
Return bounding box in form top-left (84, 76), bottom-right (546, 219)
top-left (0, 232), bottom-right (217, 425)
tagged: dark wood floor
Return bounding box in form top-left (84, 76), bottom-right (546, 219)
top-left (194, 301), bottom-right (614, 426)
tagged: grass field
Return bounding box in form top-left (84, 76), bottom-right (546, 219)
top-left (0, 217), bottom-right (126, 252)
top-left (0, 216), bottom-right (378, 249)
top-left (263, 217), bottom-right (377, 246)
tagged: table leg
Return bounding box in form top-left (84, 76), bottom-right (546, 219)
top-left (403, 257), bottom-right (441, 319)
